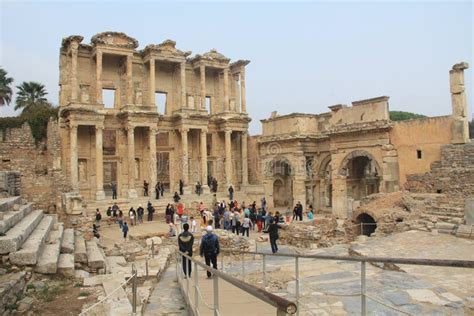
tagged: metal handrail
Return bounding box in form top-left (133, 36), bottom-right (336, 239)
top-left (177, 251), bottom-right (297, 315)
top-left (235, 251), bottom-right (474, 268)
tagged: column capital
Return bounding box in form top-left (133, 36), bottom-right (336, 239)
top-left (180, 127), bottom-right (189, 134)
top-left (150, 126), bottom-right (158, 134)
top-left (224, 129), bottom-right (232, 135)
top-left (95, 125), bottom-right (104, 131)
top-left (70, 122), bottom-right (78, 129)
top-left (201, 128), bottom-right (208, 134)
top-left (242, 130), bottom-right (248, 136)
top-left (126, 125), bottom-right (135, 132)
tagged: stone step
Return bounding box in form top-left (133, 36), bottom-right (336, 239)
top-left (0, 210), bottom-right (44, 254)
top-left (86, 240), bottom-right (106, 270)
top-left (60, 228), bottom-right (74, 254)
top-left (0, 196), bottom-right (21, 213)
top-left (34, 224), bottom-right (64, 274)
top-left (9, 215), bottom-right (54, 266)
top-left (74, 234), bottom-right (87, 264)
top-left (57, 254), bottom-right (75, 277)
top-left (0, 203), bottom-right (33, 235)
top-left (49, 223), bottom-right (64, 245)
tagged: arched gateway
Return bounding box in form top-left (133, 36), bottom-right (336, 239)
top-left (268, 159), bottom-right (293, 207)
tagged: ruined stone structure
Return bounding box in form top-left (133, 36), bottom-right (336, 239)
top-left (59, 32), bottom-right (250, 200)
top-left (254, 63), bottom-right (471, 218)
top-left (0, 32), bottom-right (470, 221)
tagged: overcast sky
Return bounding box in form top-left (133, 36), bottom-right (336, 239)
top-left (1, 0), bottom-right (472, 135)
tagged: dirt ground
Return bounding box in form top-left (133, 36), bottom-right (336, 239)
top-left (31, 277), bottom-right (98, 316)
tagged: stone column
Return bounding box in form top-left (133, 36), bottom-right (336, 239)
top-left (200, 129), bottom-right (210, 193)
top-left (149, 127), bottom-right (157, 188)
top-left (240, 68), bottom-right (246, 113)
top-left (126, 54), bottom-right (133, 105)
top-left (224, 129), bottom-right (233, 186)
top-left (96, 50), bottom-right (103, 104)
top-left (70, 42), bottom-right (79, 102)
top-left (450, 62), bottom-right (470, 144)
top-left (95, 126), bottom-right (105, 200)
top-left (200, 64), bottom-right (206, 110)
top-left (127, 126), bottom-right (138, 198)
top-left (70, 124), bottom-right (78, 191)
top-left (180, 61), bottom-right (187, 109)
top-left (241, 131), bottom-right (248, 185)
top-left (223, 67), bottom-right (229, 111)
top-left (180, 128), bottom-right (189, 189)
top-left (149, 59), bottom-right (155, 107)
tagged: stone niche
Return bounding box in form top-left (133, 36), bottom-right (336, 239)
top-left (61, 191), bottom-right (84, 215)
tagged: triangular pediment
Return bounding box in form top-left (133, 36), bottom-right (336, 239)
top-left (91, 32), bottom-right (139, 49)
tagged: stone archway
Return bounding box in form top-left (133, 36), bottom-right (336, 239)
top-left (339, 150), bottom-right (381, 201)
top-left (355, 213), bottom-right (377, 236)
top-left (267, 159), bottom-right (293, 207)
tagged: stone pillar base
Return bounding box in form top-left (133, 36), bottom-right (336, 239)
top-left (95, 190), bottom-right (106, 201)
top-left (201, 185), bottom-right (210, 194)
top-left (128, 189), bottom-right (138, 199)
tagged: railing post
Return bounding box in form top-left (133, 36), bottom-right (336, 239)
top-left (146, 257), bottom-right (149, 277)
top-left (132, 264), bottom-right (137, 313)
top-left (295, 257), bottom-right (300, 316)
top-left (241, 252), bottom-right (245, 281)
top-left (213, 273), bottom-right (219, 316)
top-left (361, 261), bottom-right (367, 316)
top-left (221, 254), bottom-right (224, 273)
top-left (263, 254), bottom-right (267, 287)
top-left (194, 261), bottom-right (199, 313)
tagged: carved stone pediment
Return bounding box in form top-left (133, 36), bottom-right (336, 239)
top-left (61, 35), bottom-right (84, 49)
top-left (91, 32), bottom-right (139, 49)
top-left (142, 39), bottom-right (191, 58)
top-left (191, 49), bottom-right (230, 64)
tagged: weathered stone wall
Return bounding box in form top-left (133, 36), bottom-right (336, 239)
top-left (0, 171), bottom-right (21, 196)
top-left (279, 218), bottom-right (339, 248)
top-left (0, 119), bottom-right (70, 211)
top-left (390, 116), bottom-right (453, 185)
top-left (406, 143), bottom-right (474, 198)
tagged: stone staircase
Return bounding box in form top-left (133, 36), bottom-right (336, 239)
top-left (86, 190), bottom-right (250, 220)
top-left (0, 196), bottom-right (114, 277)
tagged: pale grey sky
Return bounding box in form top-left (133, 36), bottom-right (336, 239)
top-left (1, 0), bottom-right (472, 134)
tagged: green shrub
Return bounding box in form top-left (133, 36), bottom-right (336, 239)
top-left (389, 111), bottom-right (426, 121)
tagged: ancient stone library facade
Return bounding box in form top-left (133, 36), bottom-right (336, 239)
top-left (0, 31), bottom-right (471, 218)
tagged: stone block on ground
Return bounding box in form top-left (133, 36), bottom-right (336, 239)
top-left (61, 228), bottom-right (74, 254)
top-left (74, 234), bottom-right (87, 264)
top-left (86, 240), bottom-right (106, 270)
top-left (0, 209), bottom-right (43, 254)
top-left (9, 215), bottom-right (54, 265)
top-left (0, 203), bottom-right (33, 235)
top-left (35, 242), bottom-right (60, 274)
top-left (0, 196), bottom-right (21, 213)
top-left (455, 225), bottom-right (474, 239)
top-left (102, 277), bottom-right (132, 314)
top-left (57, 253), bottom-right (75, 277)
top-left (49, 223), bottom-right (64, 244)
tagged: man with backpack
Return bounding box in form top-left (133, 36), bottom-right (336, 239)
top-left (178, 223), bottom-right (194, 278)
top-left (199, 226), bottom-right (220, 278)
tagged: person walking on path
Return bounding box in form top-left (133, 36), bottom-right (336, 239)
top-left (117, 210), bottom-right (124, 229)
top-left (111, 182), bottom-right (117, 199)
top-left (195, 182), bottom-right (202, 196)
top-left (137, 204), bottom-right (144, 224)
top-left (95, 208), bottom-right (102, 226)
top-left (179, 179), bottom-right (184, 196)
top-left (241, 214), bottom-right (251, 237)
top-left (160, 183), bottom-right (165, 197)
top-left (122, 222), bottom-right (129, 240)
top-left (155, 182), bottom-right (160, 200)
top-left (200, 226), bottom-right (220, 278)
top-left (268, 218), bottom-right (281, 253)
top-left (228, 185), bottom-right (234, 201)
top-left (143, 180), bottom-right (149, 196)
top-left (178, 223), bottom-right (194, 278)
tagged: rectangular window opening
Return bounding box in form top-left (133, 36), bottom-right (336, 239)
top-left (205, 96), bottom-right (211, 114)
top-left (155, 92), bottom-right (167, 114)
top-left (416, 150), bottom-right (422, 159)
top-left (102, 89), bottom-right (115, 109)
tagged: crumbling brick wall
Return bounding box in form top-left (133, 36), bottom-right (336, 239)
top-left (0, 119), bottom-right (70, 211)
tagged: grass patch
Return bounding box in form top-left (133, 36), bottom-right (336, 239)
top-left (79, 291), bottom-right (90, 297)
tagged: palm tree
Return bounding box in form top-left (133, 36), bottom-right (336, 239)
top-left (15, 81), bottom-right (48, 113)
top-left (0, 67), bottom-right (14, 106)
